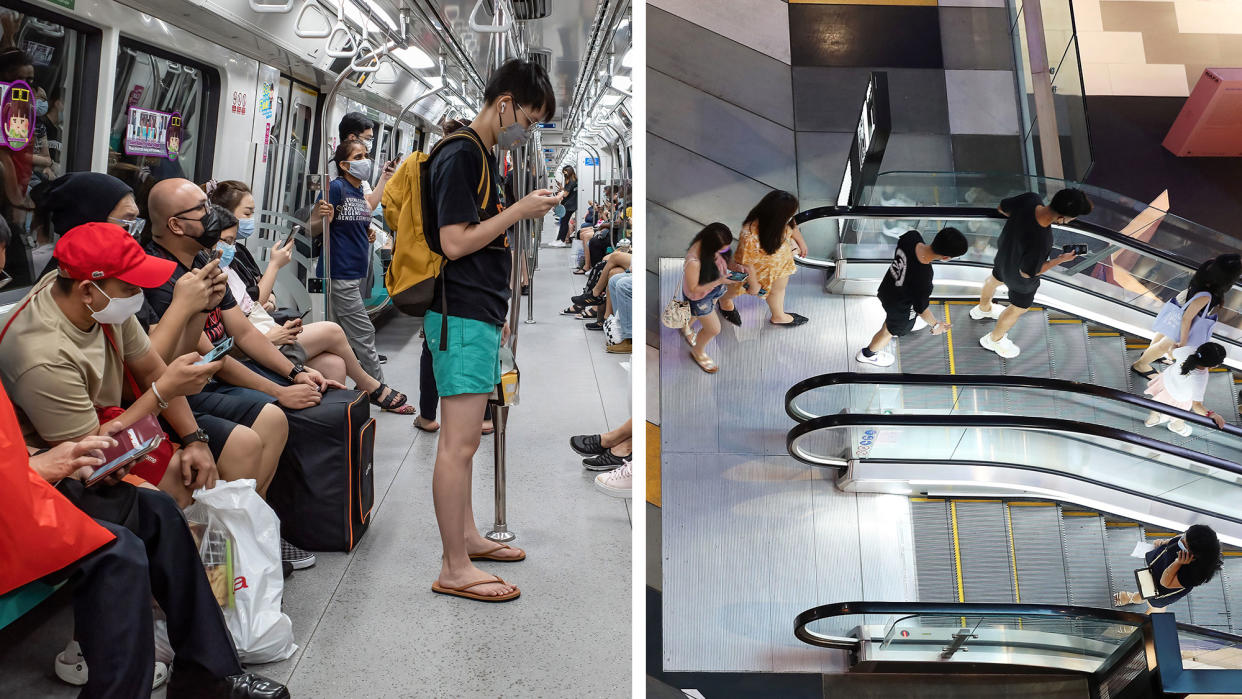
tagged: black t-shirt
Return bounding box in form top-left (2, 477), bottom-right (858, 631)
top-left (139, 241), bottom-right (236, 344)
top-left (995, 192), bottom-right (1052, 292)
top-left (877, 230), bottom-right (933, 313)
top-left (562, 179), bottom-right (578, 213)
top-left (427, 129), bottom-right (509, 326)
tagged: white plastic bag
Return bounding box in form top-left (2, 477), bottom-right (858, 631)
top-left (572, 238), bottom-right (584, 268)
top-left (185, 480), bottom-right (297, 664)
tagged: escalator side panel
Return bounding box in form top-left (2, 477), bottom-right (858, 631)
top-left (1061, 511), bottom-right (1114, 609)
top-left (911, 499), bottom-right (958, 603)
top-left (1187, 565), bottom-right (1233, 632)
top-left (1102, 523), bottom-right (1147, 612)
top-left (1224, 557), bottom-right (1242, 635)
top-left (1008, 503), bottom-right (1071, 604)
top-left (956, 501), bottom-right (1017, 604)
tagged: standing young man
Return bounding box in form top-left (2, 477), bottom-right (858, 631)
top-left (970, 189), bottom-right (1092, 358)
top-left (857, 227), bottom-right (968, 367)
top-left (425, 59), bottom-right (563, 603)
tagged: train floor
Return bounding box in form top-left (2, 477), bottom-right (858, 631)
top-left (0, 241), bottom-right (632, 698)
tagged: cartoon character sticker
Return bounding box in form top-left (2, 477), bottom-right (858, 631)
top-left (166, 112), bottom-right (182, 161)
top-left (2, 80), bottom-right (34, 151)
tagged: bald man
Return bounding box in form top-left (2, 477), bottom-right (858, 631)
top-left (141, 179), bottom-right (349, 569)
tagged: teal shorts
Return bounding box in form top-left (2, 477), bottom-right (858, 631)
top-left (424, 311), bottom-right (502, 397)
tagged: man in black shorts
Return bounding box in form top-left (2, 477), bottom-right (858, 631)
top-left (857, 227), bottom-right (968, 367)
top-left (971, 189), bottom-right (1092, 358)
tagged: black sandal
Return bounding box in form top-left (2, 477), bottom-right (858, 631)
top-left (719, 307), bottom-right (741, 326)
top-left (562, 304), bottom-right (583, 316)
top-left (370, 384), bottom-right (416, 414)
top-left (1131, 365), bottom-right (1158, 380)
top-left (578, 308), bottom-right (599, 320)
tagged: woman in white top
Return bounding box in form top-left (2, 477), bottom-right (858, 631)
top-left (206, 180), bottom-right (414, 414)
top-left (1144, 342), bottom-right (1228, 436)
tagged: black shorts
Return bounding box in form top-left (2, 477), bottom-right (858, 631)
top-left (881, 298), bottom-right (918, 337)
top-left (990, 262), bottom-right (1039, 310)
top-left (183, 388), bottom-right (269, 459)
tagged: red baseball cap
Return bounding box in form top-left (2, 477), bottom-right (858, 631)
top-left (54, 222), bottom-right (176, 288)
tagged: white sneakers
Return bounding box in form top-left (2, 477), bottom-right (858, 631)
top-left (979, 333), bottom-right (1020, 358)
top-left (969, 304), bottom-right (1005, 320)
top-left (55, 640), bottom-right (169, 691)
top-left (595, 462), bottom-right (632, 498)
top-left (911, 316), bottom-right (928, 332)
top-left (855, 349), bottom-right (895, 367)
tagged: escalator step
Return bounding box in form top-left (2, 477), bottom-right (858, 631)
top-left (1204, 370), bottom-right (1240, 427)
top-left (955, 500), bottom-right (1016, 604)
top-left (911, 499), bottom-right (958, 602)
top-left (1188, 566), bottom-right (1232, 632)
top-left (947, 303), bottom-right (1006, 415)
top-left (1060, 510), bottom-right (1113, 609)
top-left (1046, 320), bottom-right (1094, 425)
top-left (1224, 557), bottom-right (1242, 634)
top-left (894, 304), bottom-right (952, 411)
top-left (1102, 522), bottom-right (1146, 611)
top-left (1007, 503), bottom-right (1070, 604)
top-left (1087, 334), bottom-right (1130, 393)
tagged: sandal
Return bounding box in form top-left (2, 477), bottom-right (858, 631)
top-left (680, 325), bottom-right (698, 348)
top-left (577, 308), bottom-right (599, 320)
top-left (370, 384), bottom-right (416, 415)
top-left (562, 304), bottom-right (583, 316)
top-left (431, 575), bottom-right (520, 603)
top-left (573, 292), bottom-right (604, 306)
top-left (719, 307), bottom-right (741, 326)
top-left (692, 351), bottom-right (719, 374)
top-left (482, 420), bottom-right (495, 436)
top-left (1131, 365), bottom-right (1157, 380)
top-left (469, 543), bottom-right (526, 562)
top-left (572, 268), bottom-right (586, 275)
top-left (1113, 591), bottom-right (1139, 607)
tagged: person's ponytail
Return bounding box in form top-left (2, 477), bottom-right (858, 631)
top-left (1181, 342), bottom-right (1226, 375)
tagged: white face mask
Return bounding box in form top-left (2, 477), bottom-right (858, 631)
top-left (346, 159), bottom-right (373, 181)
top-left (86, 282), bottom-right (145, 325)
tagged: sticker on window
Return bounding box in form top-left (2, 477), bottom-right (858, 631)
top-left (0, 80), bottom-right (35, 151)
top-left (124, 107), bottom-right (183, 161)
top-left (21, 40), bottom-right (54, 67)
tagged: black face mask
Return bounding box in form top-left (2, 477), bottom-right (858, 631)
top-left (190, 204), bottom-right (229, 249)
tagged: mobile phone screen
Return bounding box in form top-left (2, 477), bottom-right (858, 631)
top-left (196, 336), bottom-right (235, 365)
top-left (285, 230), bottom-right (297, 247)
top-left (87, 435), bottom-right (162, 486)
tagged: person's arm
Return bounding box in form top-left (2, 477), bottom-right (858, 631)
top-left (256, 238), bottom-right (294, 309)
top-left (126, 347), bottom-right (221, 489)
top-left (145, 261), bottom-right (226, 361)
top-left (790, 225), bottom-right (808, 258)
top-left (365, 162), bottom-right (395, 210)
top-left (682, 258), bottom-right (728, 298)
top-left (220, 306), bottom-right (334, 389)
top-left (439, 190), bottom-right (557, 260)
top-left (1036, 251), bottom-right (1077, 277)
top-left (1159, 549), bottom-right (1193, 590)
top-left (1176, 295), bottom-right (1210, 348)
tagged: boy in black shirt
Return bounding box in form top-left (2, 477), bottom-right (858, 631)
top-left (858, 227), bottom-right (968, 367)
top-left (970, 189), bottom-right (1092, 358)
top-left (424, 59), bottom-right (563, 604)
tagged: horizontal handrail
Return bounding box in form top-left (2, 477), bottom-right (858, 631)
top-left (785, 372), bottom-right (1242, 438)
top-left (794, 600), bottom-right (1242, 649)
top-left (786, 413), bottom-right (1242, 478)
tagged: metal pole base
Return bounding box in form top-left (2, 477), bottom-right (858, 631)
top-left (485, 528), bottom-right (516, 543)
top-left (524, 319), bottom-right (536, 325)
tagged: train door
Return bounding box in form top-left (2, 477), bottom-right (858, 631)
top-left (259, 77), bottom-right (291, 214)
top-left (282, 82), bottom-right (316, 216)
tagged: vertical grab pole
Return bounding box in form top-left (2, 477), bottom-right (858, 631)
top-left (317, 65), bottom-right (364, 320)
top-left (487, 26), bottom-right (516, 543)
top-left (525, 141), bottom-right (537, 324)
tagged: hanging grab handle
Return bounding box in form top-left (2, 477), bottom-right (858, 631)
top-left (325, 1), bottom-right (358, 58)
top-left (349, 41), bottom-right (391, 74)
top-left (469, 0), bottom-right (513, 33)
top-left (248, 0), bottom-right (295, 13)
top-left (294, 0), bottom-right (332, 38)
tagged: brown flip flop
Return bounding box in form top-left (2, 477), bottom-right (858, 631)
top-left (469, 543), bottom-right (526, 562)
top-left (431, 575), bottom-right (520, 602)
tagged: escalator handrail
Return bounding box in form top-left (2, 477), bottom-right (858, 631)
top-left (787, 413), bottom-right (1242, 478)
top-left (785, 371), bottom-right (1242, 439)
top-left (792, 205), bottom-right (1229, 290)
top-left (855, 457), bottom-right (1242, 530)
top-left (794, 600), bottom-right (1242, 650)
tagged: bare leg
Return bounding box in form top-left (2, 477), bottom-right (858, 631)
top-left (693, 310), bottom-right (722, 360)
top-left (433, 393), bottom-right (517, 596)
top-left (305, 352), bottom-right (346, 385)
top-left (718, 283), bottom-right (744, 313)
top-left (157, 452), bottom-right (193, 508)
top-left (1133, 335), bottom-right (1173, 373)
top-left (591, 252), bottom-right (631, 296)
top-left (600, 419), bottom-right (633, 449)
top-left (766, 275), bottom-right (793, 324)
top-left (978, 275), bottom-right (1002, 311)
top-left (867, 325), bottom-right (894, 353)
top-left (299, 321), bottom-right (383, 395)
top-left (987, 305), bottom-right (1029, 342)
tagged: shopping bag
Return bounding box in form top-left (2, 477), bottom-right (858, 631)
top-left (185, 480), bottom-right (296, 663)
top-left (1152, 291), bottom-right (1217, 344)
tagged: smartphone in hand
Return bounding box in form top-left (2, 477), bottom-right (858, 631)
top-left (1062, 244), bottom-right (1088, 256)
top-left (727, 270), bottom-right (749, 283)
top-left (195, 336), bottom-right (234, 365)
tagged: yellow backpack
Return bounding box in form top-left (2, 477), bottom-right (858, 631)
top-left (382, 130), bottom-right (491, 316)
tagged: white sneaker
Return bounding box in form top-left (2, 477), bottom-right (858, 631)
top-left (855, 349), bottom-right (895, 367)
top-left (1168, 421), bottom-right (1193, 437)
top-left (979, 333), bottom-right (1020, 358)
top-left (595, 462), bottom-right (632, 498)
top-left (912, 316), bottom-right (928, 332)
top-left (55, 641), bottom-right (169, 690)
top-left (969, 304), bottom-right (1005, 320)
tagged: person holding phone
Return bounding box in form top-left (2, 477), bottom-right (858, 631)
top-left (727, 190), bottom-right (809, 328)
top-left (681, 222), bottom-right (745, 374)
top-left (856, 227), bottom-right (968, 367)
top-left (555, 165), bottom-right (578, 245)
top-left (970, 188), bottom-right (1093, 358)
top-left (1114, 525), bottom-right (1222, 610)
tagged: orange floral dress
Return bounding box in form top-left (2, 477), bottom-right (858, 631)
top-left (735, 222), bottom-right (796, 291)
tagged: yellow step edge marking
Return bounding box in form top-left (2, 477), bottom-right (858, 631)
top-left (1088, 332), bottom-right (1121, 337)
top-left (1209, 367), bottom-right (1229, 373)
top-left (1147, 531), bottom-right (1179, 537)
top-left (1062, 511), bottom-right (1100, 517)
top-left (646, 422), bottom-right (661, 507)
top-left (1125, 344), bottom-right (1146, 350)
top-left (946, 300), bottom-right (977, 306)
top-left (1005, 504), bottom-right (1020, 604)
top-left (1223, 551), bottom-right (1242, 557)
top-left (943, 302), bottom-right (958, 403)
top-left (1105, 522), bottom-right (1139, 527)
top-left (1047, 319), bottom-right (1082, 324)
top-left (950, 501), bottom-right (965, 603)
top-left (1008, 501), bottom-right (1056, 507)
top-left (910, 497), bottom-right (945, 502)
top-left (951, 498), bottom-right (1003, 503)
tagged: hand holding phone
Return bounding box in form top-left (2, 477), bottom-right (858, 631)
top-left (727, 270), bottom-right (749, 283)
top-left (196, 337), bottom-right (234, 365)
top-left (1062, 244), bottom-right (1088, 256)
top-left (89, 416), bottom-right (165, 487)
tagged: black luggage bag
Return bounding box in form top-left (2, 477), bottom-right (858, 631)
top-left (266, 388), bottom-right (375, 552)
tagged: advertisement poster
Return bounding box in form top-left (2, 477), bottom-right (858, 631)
top-left (258, 81), bottom-right (274, 120)
top-left (1, 80), bottom-right (35, 151)
top-left (124, 107), bottom-right (182, 161)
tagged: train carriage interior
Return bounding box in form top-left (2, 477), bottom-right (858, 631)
top-left (648, 2), bottom-right (1242, 698)
top-left (0, 0), bottom-right (632, 696)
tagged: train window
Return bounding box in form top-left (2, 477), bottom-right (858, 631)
top-left (107, 41), bottom-right (215, 197)
top-left (0, 8), bottom-right (87, 292)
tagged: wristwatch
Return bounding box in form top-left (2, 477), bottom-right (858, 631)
top-left (287, 363), bottom-right (306, 382)
top-left (179, 429), bottom-right (210, 448)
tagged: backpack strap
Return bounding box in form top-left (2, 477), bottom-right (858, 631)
top-left (429, 130), bottom-right (492, 212)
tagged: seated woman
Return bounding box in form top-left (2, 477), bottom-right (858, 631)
top-left (204, 180), bottom-right (414, 414)
top-left (575, 204), bottom-right (615, 275)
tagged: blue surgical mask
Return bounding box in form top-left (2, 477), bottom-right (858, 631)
top-left (215, 241), bottom-right (236, 269)
top-left (35, 99), bottom-right (48, 117)
top-left (237, 218), bottom-right (256, 239)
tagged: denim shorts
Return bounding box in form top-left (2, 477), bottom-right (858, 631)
top-left (686, 284), bottom-right (727, 317)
